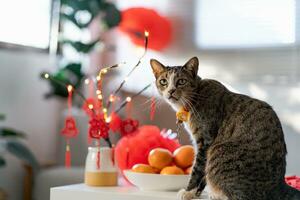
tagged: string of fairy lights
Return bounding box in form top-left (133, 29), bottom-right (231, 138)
top-left (42, 30), bottom-right (151, 124)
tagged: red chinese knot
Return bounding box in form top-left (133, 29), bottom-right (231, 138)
top-left (88, 116), bottom-right (109, 139)
top-left (120, 118), bottom-right (139, 136)
top-left (61, 116), bottom-right (79, 138)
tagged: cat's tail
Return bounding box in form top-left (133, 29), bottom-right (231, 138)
top-left (284, 184), bottom-right (300, 200)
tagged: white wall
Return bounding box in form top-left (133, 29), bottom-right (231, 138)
top-left (116, 0), bottom-right (300, 174)
top-left (0, 48), bottom-right (61, 200)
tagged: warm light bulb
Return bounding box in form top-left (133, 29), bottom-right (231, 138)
top-left (126, 97), bottom-right (132, 102)
top-left (102, 69), bottom-right (108, 74)
top-left (103, 108), bottom-right (107, 113)
top-left (96, 90), bottom-right (101, 95)
top-left (84, 79), bottom-right (90, 85)
top-left (144, 31), bottom-right (149, 37)
top-left (88, 104), bottom-right (93, 109)
top-left (96, 76), bottom-right (101, 81)
top-left (67, 85), bottom-right (73, 92)
top-left (97, 94), bottom-right (102, 100)
top-left (105, 116), bottom-right (111, 123)
top-left (109, 95), bottom-right (114, 102)
top-left (44, 73), bottom-right (49, 79)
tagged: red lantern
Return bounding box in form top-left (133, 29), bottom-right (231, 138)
top-left (119, 7), bottom-right (172, 51)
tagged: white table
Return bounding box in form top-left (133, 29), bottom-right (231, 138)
top-left (50, 183), bottom-right (209, 200)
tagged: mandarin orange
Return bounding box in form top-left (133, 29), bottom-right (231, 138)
top-left (148, 148), bottom-right (173, 170)
top-left (173, 145), bottom-right (195, 168)
top-left (131, 164), bottom-right (157, 174)
top-left (160, 166), bottom-right (184, 175)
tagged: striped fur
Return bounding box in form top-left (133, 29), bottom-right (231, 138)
top-left (150, 57), bottom-right (300, 200)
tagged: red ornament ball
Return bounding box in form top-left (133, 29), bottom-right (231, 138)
top-left (119, 7), bottom-right (172, 51)
top-left (115, 125), bottom-right (180, 173)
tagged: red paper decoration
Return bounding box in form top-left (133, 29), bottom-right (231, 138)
top-left (285, 176), bottom-right (300, 190)
top-left (119, 7), bottom-right (172, 51)
top-left (115, 125), bottom-right (180, 173)
top-left (61, 117), bottom-right (79, 138)
top-left (120, 118), bottom-right (139, 137)
top-left (88, 116), bottom-right (109, 139)
top-left (109, 112), bottom-right (122, 132)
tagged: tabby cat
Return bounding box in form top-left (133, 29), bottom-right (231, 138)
top-left (150, 57), bottom-right (300, 200)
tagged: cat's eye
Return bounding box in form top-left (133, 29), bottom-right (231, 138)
top-left (159, 78), bottom-right (168, 86)
top-left (177, 79), bottom-right (187, 86)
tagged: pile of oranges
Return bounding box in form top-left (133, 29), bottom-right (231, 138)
top-left (131, 145), bottom-right (195, 175)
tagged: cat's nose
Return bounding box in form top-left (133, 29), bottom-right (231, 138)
top-left (168, 89), bottom-right (176, 95)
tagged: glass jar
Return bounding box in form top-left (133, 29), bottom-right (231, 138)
top-left (84, 147), bottom-right (118, 186)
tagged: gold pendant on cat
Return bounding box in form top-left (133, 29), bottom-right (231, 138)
top-left (176, 107), bottom-right (190, 123)
top-left (176, 107), bottom-right (190, 141)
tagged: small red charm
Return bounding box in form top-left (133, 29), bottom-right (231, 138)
top-left (120, 118), bottom-right (139, 136)
top-left (61, 116), bottom-right (79, 138)
top-left (88, 116), bottom-right (109, 139)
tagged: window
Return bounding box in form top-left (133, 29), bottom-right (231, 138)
top-left (0, 0), bottom-right (53, 49)
top-left (196, 0), bottom-right (296, 49)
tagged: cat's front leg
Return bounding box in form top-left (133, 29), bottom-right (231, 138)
top-left (177, 146), bottom-right (207, 200)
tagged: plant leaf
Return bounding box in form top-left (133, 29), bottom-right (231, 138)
top-left (0, 114), bottom-right (5, 121)
top-left (6, 141), bottom-right (39, 172)
top-left (62, 40), bottom-right (100, 53)
top-left (101, 3), bottom-right (121, 28)
top-left (0, 156), bottom-right (5, 167)
top-left (0, 128), bottom-right (26, 138)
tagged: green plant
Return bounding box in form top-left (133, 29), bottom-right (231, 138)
top-left (0, 114), bottom-right (39, 171)
top-left (41, 0), bottom-right (121, 99)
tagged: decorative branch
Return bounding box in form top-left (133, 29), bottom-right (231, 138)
top-left (115, 83), bottom-right (152, 114)
top-left (106, 31), bottom-right (149, 109)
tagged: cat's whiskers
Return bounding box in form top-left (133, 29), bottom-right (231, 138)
top-left (181, 97), bottom-right (201, 121)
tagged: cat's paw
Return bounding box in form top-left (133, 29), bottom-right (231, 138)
top-left (177, 188), bottom-right (199, 200)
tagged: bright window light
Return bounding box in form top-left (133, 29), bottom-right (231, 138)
top-left (0, 0), bottom-right (52, 48)
top-left (196, 0), bottom-right (296, 49)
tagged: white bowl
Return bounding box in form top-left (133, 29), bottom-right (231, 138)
top-left (123, 170), bottom-right (190, 191)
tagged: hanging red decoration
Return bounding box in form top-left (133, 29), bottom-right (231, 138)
top-left (119, 7), bottom-right (172, 51)
top-left (150, 97), bottom-right (156, 121)
top-left (60, 85), bottom-right (79, 168)
top-left (109, 112), bottom-right (122, 132)
top-left (120, 118), bottom-right (139, 137)
top-left (88, 115), bottom-right (109, 139)
top-left (115, 125), bottom-right (180, 174)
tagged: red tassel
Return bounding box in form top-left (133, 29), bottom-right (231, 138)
top-left (126, 101), bottom-right (132, 118)
top-left (96, 140), bottom-right (101, 169)
top-left (65, 144), bottom-right (71, 168)
top-left (96, 150), bottom-right (101, 169)
top-left (111, 146), bottom-right (115, 166)
top-left (150, 97), bottom-right (156, 120)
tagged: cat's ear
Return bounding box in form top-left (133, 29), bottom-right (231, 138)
top-left (183, 57), bottom-right (199, 78)
top-left (150, 59), bottom-right (166, 78)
